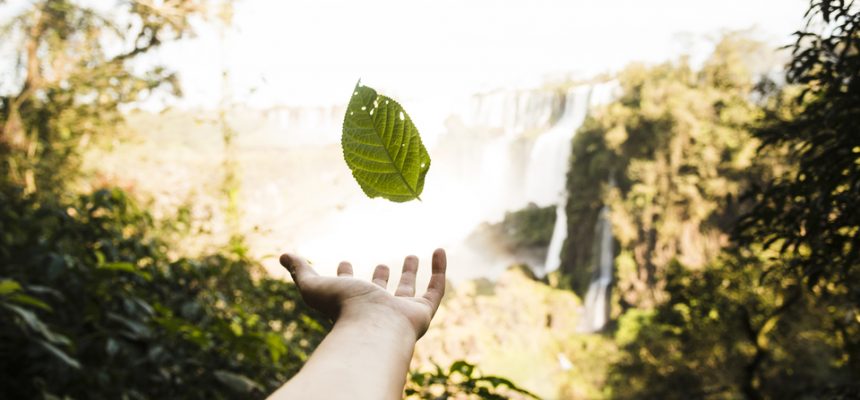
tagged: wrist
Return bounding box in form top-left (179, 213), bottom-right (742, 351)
top-left (336, 302), bottom-right (419, 344)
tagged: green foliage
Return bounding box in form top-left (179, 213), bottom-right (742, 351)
top-left (342, 81), bottom-right (431, 202)
top-left (0, 5), bottom-right (329, 397)
top-left (563, 34), bottom-right (764, 303)
top-left (405, 360), bottom-right (540, 400)
top-left (564, 26), bottom-right (860, 398)
top-left (0, 183), bottom-right (327, 399)
top-left (0, 0), bottom-right (200, 194)
top-left (498, 203), bottom-right (557, 249)
top-left (737, 1), bottom-right (860, 373)
top-left (609, 252), bottom-right (856, 399)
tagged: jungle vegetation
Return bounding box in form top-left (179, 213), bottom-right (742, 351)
top-left (561, 1), bottom-right (859, 398)
top-left (1, 0), bottom-right (858, 399)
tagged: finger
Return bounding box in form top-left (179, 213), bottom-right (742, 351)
top-left (422, 248), bottom-right (447, 313)
top-left (337, 261), bottom-right (353, 277)
top-left (279, 253), bottom-right (319, 287)
top-left (372, 264), bottom-right (390, 289)
top-left (395, 255), bottom-right (419, 297)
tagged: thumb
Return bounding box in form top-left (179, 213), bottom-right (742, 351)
top-left (279, 253), bottom-right (318, 286)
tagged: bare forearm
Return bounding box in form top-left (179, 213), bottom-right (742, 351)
top-left (271, 249), bottom-right (446, 399)
top-left (269, 308), bottom-right (417, 400)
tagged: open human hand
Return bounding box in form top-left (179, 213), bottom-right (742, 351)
top-left (279, 249), bottom-right (447, 340)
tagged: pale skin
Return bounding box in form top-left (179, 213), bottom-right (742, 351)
top-left (268, 248), bottom-right (447, 400)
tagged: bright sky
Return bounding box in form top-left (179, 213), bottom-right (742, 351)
top-left (1, 0), bottom-right (808, 108)
top-left (146, 0), bottom-right (808, 108)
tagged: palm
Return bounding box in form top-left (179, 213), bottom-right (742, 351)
top-left (281, 251), bottom-right (447, 339)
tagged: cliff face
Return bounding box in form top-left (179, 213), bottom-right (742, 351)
top-left (561, 36), bottom-right (768, 309)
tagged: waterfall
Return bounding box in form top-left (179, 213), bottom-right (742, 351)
top-left (578, 203), bottom-right (614, 332)
top-left (529, 82), bottom-right (617, 276)
top-left (543, 202), bottom-right (568, 273)
top-left (468, 89), bottom-right (563, 136)
top-left (523, 86), bottom-right (591, 207)
top-left (526, 82), bottom-right (617, 330)
top-left (445, 86), bottom-right (567, 221)
top-left (519, 87), bottom-right (590, 277)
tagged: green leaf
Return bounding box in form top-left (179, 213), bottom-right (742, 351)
top-left (0, 279), bottom-right (22, 296)
top-left (107, 312), bottom-right (153, 340)
top-left (450, 360), bottom-right (475, 377)
top-left (98, 262), bottom-right (152, 281)
top-left (214, 370), bottom-right (263, 393)
top-left (37, 339), bottom-right (81, 370)
top-left (9, 293), bottom-right (53, 311)
top-left (342, 81), bottom-right (431, 202)
top-left (265, 332), bottom-right (286, 363)
top-left (3, 304), bottom-right (70, 345)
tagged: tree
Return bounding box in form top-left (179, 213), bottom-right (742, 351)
top-left (737, 1), bottom-right (860, 377)
top-left (608, 247), bottom-right (854, 399)
top-left (0, 0), bottom-right (203, 193)
top-left (0, 2), bottom-right (331, 398)
top-left (599, 3), bottom-right (860, 398)
top-left (561, 34), bottom-right (765, 307)
top-left (0, 183), bottom-right (328, 398)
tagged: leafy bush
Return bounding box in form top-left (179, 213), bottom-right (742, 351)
top-left (609, 253), bottom-right (856, 399)
top-left (405, 360), bottom-right (539, 400)
top-left (0, 183), bottom-right (327, 399)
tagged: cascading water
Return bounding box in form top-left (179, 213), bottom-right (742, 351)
top-left (463, 88), bottom-right (567, 219)
top-left (526, 82), bottom-right (616, 330)
top-left (523, 86), bottom-right (591, 207)
top-left (520, 86), bottom-right (591, 278)
top-left (543, 203), bottom-right (568, 273)
top-left (525, 82), bottom-right (616, 276)
top-left (578, 201), bottom-right (614, 332)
